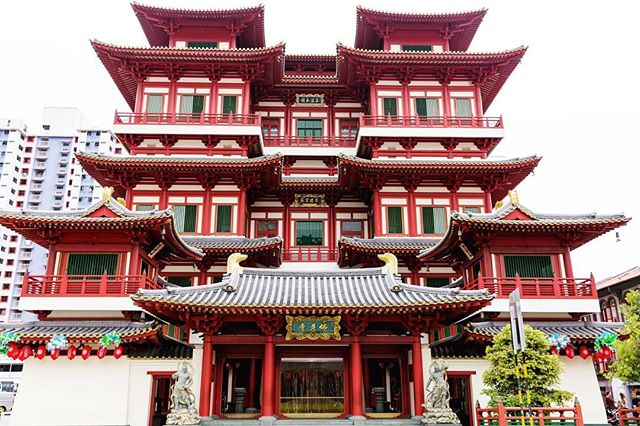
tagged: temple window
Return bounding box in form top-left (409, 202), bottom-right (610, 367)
top-left (463, 206), bottom-right (481, 214)
top-left (421, 207), bottom-right (446, 234)
top-left (426, 277), bottom-right (450, 288)
top-left (341, 221), bottom-right (364, 238)
top-left (453, 98), bottom-right (473, 117)
top-left (262, 120), bottom-right (280, 137)
top-left (173, 205), bottom-right (197, 233)
top-left (186, 41), bottom-right (218, 49)
top-left (503, 255), bottom-right (554, 278)
top-left (215, 205), bottom-right (233, 233)
top-left (415, 98), bottom-right (439, 117)
top-left (256, 220), bottom-right (278, 237)
top-left (136, 204), bottom-right (154, 211)
top-left (402, 45), bottom-right (432, 52)
top-left (339, 120), bottom-right (358, 137)
top-left (165, 276), bottom-right (192, 287)
top-left (145, 94), bottom-right (164, 114)
top-left (297, 119), bottom-right (323, 137)
top-left (387, 206), bottom-right (403, 234)
top-left (65, 253), bottom-right (118, 276)
top-left (180, 95), bottom-right (205, 115)
top-left (382, 98), bottom-right (398, 116)
top-left (295, 221), bottom-right (323, 246)
top-left (222, 96), bottom-right (237, 115)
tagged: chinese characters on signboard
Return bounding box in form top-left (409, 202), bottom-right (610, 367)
top-left (294, 193), bottom-right (326, 207)
top-left (285, 315), bottom-right (341, 340)
top-left (295, 94), bottom-right (325, 107)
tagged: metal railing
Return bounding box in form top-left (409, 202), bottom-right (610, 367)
top-left (476, 402), bottom-right (584, 426)
top-left (263, 136), bottom-right (356, 147)
top-left (620, 408), bottom-right (640, 426)
top-left (22, 274), bottom-right (161, 297)
top-left (360, 115), bottom-right (503, 128)
top-left (465, 276), bottom-right (596, 298)
top-left (282, 248), bottom-right (338, 262)
top-left (114, 111), bottom-right (262, 126)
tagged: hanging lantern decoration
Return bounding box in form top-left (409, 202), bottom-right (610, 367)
top-left (113, 346), bottom-right (123, 359)
top-left (565, 345), bottom-right (575, 359)
top-left (550, 346), bottom-right (559, 356)
top-left (46, 334), bottom-right (68, 353)
top-left (9, 346), bottom-right (21, 360)
top-left (602, 346), bottom-right (613, 359)
top-left (97, 346), bottom-right (107, 359)
top-left (547, 333), bottom-right (571, 350)
top-left (19, 346), bottom-right (32, 361)
top-left (99, 332), bottom-right (122, 348)
top-left (67, 345), bottom-right (77, 360)
top-left (50, 348), bottom-right (60, 360)
top-left (35, 345), bottom-right (46, 360)
top-left (6, 342), bottom-right (18, 358)
top-left (594, 332), bottom-right (617, 354)
top-left (579, 346), bottom-right (590, 359)
top-left (0, 332), bottom-right (20, 355)
top-left (81, 345), bottom-right (91, 360)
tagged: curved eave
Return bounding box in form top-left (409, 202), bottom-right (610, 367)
top-left (184, 237), bottom-right (282, 255)
top-left (131, 3), bottom-right (266, 48)
top-left (355, 7), bottom-right (487, 51)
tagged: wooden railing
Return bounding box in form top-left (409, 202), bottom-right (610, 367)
top-left (465, 276), bottom-right (596, 298)
top-left (620, 408), bottom-right (640, 426)
top-left (360, 115), bottom-right (503, 128)
top-left (114, 111), bottom-right (262, 126)
top-left (476, 402), bottom-right (584, 426)
top-left (282, 248), bottom-right (338, 262)
top-left (22, 274), bottom-right (162, 297)
top-left (263, 136), bottom-right (356, 147)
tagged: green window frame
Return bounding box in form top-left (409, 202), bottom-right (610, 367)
top-left (186, 41), bottom-right (218, 49)
top-left (453, 98), bottom-right (472, 117)
top-left (215, 205), bottom-right (232, 233)
top-left (66, 253), bottom-right (118, 276)
top-left (383, 98), bottom-right (398, 116)
top-left (503, 255), bottom-right (554, 278)
top-left (387, 206), bottom-right (403, 234)
top-left (296, 119), bottom-right (323, 137)
top-left (464, 207), bottom-right (481, 214)
top-left (173, 205), bottom-right (197, 233)
top-left (295, 221), bottom-right (323, 246)
top-left (427, 277), bottom-right (450, 288)
top-left (146, 95), bottom-right (163, 114)
top-left (402, 45), bottom-right (432, 52)
top-left (180, 95), bottom-right (204, 115)
top-left (222, 96), bottom-right (237, 115)
top-left (422, 207), bottom-right (446, 234)
top-left (415, 98), bottom-right (439, 117)
top-left (136, 204), bottom-right (154, 211)
top-left (166, 276), bottom-right (192, 287)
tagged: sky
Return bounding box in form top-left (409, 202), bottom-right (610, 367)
top-left (0, 0), bottom-right (638, 280)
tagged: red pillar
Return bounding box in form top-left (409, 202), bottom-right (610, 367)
top-left (202, 187), bottom-right (212, 235)
top-left (442, 83), bottom-right (451, 119)
top-left (563, 247), bottom-right (574, 278)
top-left (350, 336), bottom-right (364, 417)
top-left (261, 335), bottom-right (276, 417)
top-left (159, 187), bottom-right (169, 210)
top-left (282, 201), bottom-right (290, 259)
top-left (45, 244), bottom-right (56, 275)
top-left (402, 82), bottom-right (411, 117)
top-left (328, 202), bottom-right (336, 260)
top-left (168, 79), bottom-right (177, 120)
top-left (199, 334), bottom-right (214, 417)
top-left (247, 358), bottom-right (257, 409)
top-left (369, 84), bottom-right (378, 117)
top-left (407, 190), bottom-right (417, 236)
top-left (372, 189), bottom-right (382, 237)
top-left (243, 80), bottom-right (251, 115)
top-left (236, 187), bottom-right (247, 236)
top-left (412, 335), bottom-right (425, 416)
top-left (450, 191), bottom-right (459, 212)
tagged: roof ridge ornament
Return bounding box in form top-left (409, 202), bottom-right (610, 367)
top-left (226, 253), bottom-right (248, 275)
top-left (508, 190), bottom-right (519, 206)
top-left (101, 186), bottom-right (114, 201)
top-left (378, 252), bottom-right (398, 276)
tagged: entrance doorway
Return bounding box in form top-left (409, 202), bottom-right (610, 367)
top-left (148, 373), bottom-right (173, 426)
top-left (448, 373), bottom-right (473, 426)
top-left (279, 358), bottom-right (345, 418)
top-left (364, 358), bottom-right (404, 416)
top-left (220, 358), bottom-right (262, 416)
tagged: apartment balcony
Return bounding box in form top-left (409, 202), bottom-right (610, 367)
top-left (357, 115), bottom-right (505, 141)
top-left (263, 136), bottom-right (356, 148)
top-left (33, 161), bottom-right (46, 170)
top-left (28, 195), bottom-right (41, 203)
top-left (282, 248), bottom-right (338, 262)
top-left (35, 152), bottom-right (48, 160)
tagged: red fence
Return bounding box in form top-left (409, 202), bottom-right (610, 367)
top-left (263, 136), bottom-right (356, 147)
top-left (476, 403), bottom-right (584, 426)
top-left (620, 408), bottom-right (640, 426)
top-left (465, 276), bottom-right (596, 298)
top-left (359, 115), bottom-right (503, 128)
top-left (22, 274), bottom-right (161, 297)
top-left (114, 111), bottom-right (262, 126)
top-left (282, 248), bottom-right (338, 262)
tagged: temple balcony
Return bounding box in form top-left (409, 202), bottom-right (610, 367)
top-left (19, 274), bottom-right (162, 314)
top-left (357, 115), bottom-right (504, 141)
top-left (262, 135), bottom-right (357, 156)
top-left (282, 248), bottom-right (338, 262)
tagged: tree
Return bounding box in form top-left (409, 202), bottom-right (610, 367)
top-left (608, 290), bottom-right (640, 382)
top-left (483, 324), bottom-right (574, 406)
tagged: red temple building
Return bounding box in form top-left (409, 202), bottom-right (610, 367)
top-left (0, 4), bottom-right (629, 426)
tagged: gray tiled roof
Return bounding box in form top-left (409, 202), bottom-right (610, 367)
top-left (467, 320), bottom-right (623, 340)
top-left (339, 236), bottom-right (441, 252)
top-left (134, 267), bottom-right (491, 313)
top-left (182, 236), bottom-right (282, 251)
top-left (0, 320), bottom-right (158, 342)
top-left (460, 202), bottom-right (627, 223)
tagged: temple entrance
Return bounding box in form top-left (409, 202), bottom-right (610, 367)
top-left (448, 373), bottom-right (473, 426)
top-left (220, 357), bottom-right (262, 417)
top-left (279, 358), bottom-right (345, 418)
top-left (364, 357), bottom-right (404, 418)
top-left (148, 373), bottom-right (172, 426)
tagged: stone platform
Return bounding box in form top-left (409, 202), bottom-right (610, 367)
top-left (199, 418), bottom-right (423, 426)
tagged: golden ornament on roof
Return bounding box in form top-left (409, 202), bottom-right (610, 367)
top-left (101, 186), bottom-right (114, 201)
top-left (378, 252), bottom-right (398, 275)
top-left (227, 253), bottom-right (248, 275)
top-left (508, 190), bottom-right (519, 205)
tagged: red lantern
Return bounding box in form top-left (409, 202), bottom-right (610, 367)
top-left (19, 346), bottom-right (32, 361)
top-left (6, 342), bottom-right (18, 357)
top-left (565, 345), bottom-right (575, 359)
top-left (97, 346), bottom-right (107, 359)
top-left (81, 345), bottom-right (91, 360)
top-left (9, 346), bottom-right (20, 360)
top-left (593, 351), bottom-right (602, 361)
top-left (36, 345), bottom-right (46, 360)
top-left (579, 346), bottom-right (590, 359)
top-left (50, 348), bottom-right (60, 360)
top-left (113, 346), bottom-right (123, 359)
top-left (550, 346), bottom-right (558, 356)
top-left (603, 346), bottom-right (612, 359)
top-left (67, 345), bottom-right (77, 360)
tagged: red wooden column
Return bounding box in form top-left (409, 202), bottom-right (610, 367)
top-left (404, 179), bottom-right (419, 236)
top-left (257, 315), bottom-right (283, 419)
top-left (247, 358), bottom-right (257, 409)
top-left (281, 194), bottom-right (293, 259)
top-left (345, 315), bottom-right (369, 418)
top-left (372, 190), bottom-right (382, 236)
top-left (237, 188), bottom-right (247, 236)
top-left (563, 247), bottom-right (574, 278)
top-left (198, 317), bottom-right (223, 417)
top-left (168, 78), bottom-right (178, 120)
top-left (403, 314), bottom-right (430, 416)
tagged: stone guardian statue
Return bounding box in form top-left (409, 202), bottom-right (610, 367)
top-left (166, 361), bottom-right (200, 425)
top-left (422, 360), bottom-right (461, 425)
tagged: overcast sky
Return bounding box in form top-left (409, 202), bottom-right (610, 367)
top-left (0, 0), bottom-right (637, 281)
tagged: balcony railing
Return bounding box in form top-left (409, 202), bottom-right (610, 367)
top-left (465, 276), bottom-right (596, 298)
top-left (22, 274), bottom-right (162, 297)
top-left (476, 402), bottom-right (584, 426)
top-left (263, 136), bottom-right (356, 148)
top-left (114, 111), bottom-right (262, 126)
top-left (620, 408), bottom-right (640, 426)
top-left (282, 248), bottom-right (338, 262)
top-left (359, 115), bottom-right (503, 128)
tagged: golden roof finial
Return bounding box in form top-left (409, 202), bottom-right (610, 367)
top-left (101, 186), bottom-right (114, 201)
top-left (227, 253), bottom-right (248, 275)
top-left (116, 197), bottom-right (126, 206)
top-left (378, 252), bottom-right (398, 275)
top-left (494, 200), bottom-right (504, 210)
top-left (508, 190), bottom-right (519, 206)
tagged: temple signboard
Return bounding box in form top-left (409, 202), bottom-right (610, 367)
top-left (294, 193), bottom-right (326, 207)
top-left (285, 315), bottom-right (341, 340)
top-left (295, 93), bottom-right (325, 107)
